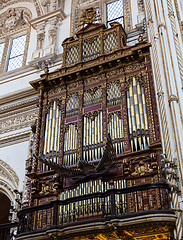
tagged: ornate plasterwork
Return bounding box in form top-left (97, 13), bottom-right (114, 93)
top-left (0, 8), bottom-right (32, 35)
top-left (42, 0), bottom-right (65, 14)
top-left (0, 158), bottom-right (19, 187)
top-left (0, 0), bottom-right (41, 17)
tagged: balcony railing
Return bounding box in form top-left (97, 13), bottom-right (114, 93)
top-left (0, 222), bottom-right (18, 240)
top-left (17, 183), bottom-right (173, 236)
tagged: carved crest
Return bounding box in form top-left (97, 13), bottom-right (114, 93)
top-left (80, 7), bottom-right (97, 26)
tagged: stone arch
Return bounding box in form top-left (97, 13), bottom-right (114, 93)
top-left (0, 159), bottom-right (19, 204)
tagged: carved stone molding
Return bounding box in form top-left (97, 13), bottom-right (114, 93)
top-left (29, 53), bottom-right (57, 69)
top-left (0, 111), bottom-right (37, 134)
top-left (0, 130), bottom-right (31, 148)
top-left (0, 158), bottom-right (19, 187)
top-left (0, 179), bottom-right (15, 203)
top-left (48, 17), bottom-right (58, 45)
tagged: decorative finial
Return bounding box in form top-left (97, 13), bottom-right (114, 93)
top-left (80, 8), bottom-right (97, 26)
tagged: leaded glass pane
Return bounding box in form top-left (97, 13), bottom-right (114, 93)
top-left (107, 0), bottom-right (124, 28)
top-left (0, 42), bottom-right (5, 65)
top-left (7, 35), bottom-right (26, 71)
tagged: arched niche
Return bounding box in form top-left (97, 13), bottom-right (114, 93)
top-left (0, 192), bottom-right (11, 224)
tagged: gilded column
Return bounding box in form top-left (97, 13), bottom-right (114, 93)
top-left (32, 85), bottom-right (44, 172)
top-left (120, 75), bottom-right (131, 152)
top-left (78, 87), bottom-right (83, 160)
top-left (59, 91), bottom-right (66, 164)
top-left (101, 80), bottom-right (107, 146)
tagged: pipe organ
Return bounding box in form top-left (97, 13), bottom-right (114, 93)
top-left (42, 100), bottom-right (61, 171)
top-left (26, 21), bottom-right (173, 240)
top-left (108, 112), bottom-right (124, 154)
top-left (59, 179), bottom-right (126, 223)
top-left (83, 111), bottom-right (103, 161)
top-left (126, 76), bottom-right (149, 151)
top-left (64, 123), bottom-right (78, 166)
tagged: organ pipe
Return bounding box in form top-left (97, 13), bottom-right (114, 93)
top-left (42, 100), bottom-right (61, 171)
top-left (108, 112), bottom-right (124, 154)
top-left (64, 123), bottom-right (77, 166)
top-left (83, 111), bottom-right (103, 161)
top-left (127, 76), bottom-right (149, 151)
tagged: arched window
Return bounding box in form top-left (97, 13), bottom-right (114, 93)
top-left (0, 8), bottom-right (31, 73)
top-left (71, 0), bottom-right (131, 35)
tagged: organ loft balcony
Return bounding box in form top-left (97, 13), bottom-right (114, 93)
top-left (7, 8), bottom-right (177, 240)
top-left (15, 137), bottom-right (176, 240)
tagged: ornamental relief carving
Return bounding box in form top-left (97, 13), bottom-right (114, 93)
top-left (0, 112), bottom-right (37, 134)
top-left (0, 7), bottom-right (32, 35)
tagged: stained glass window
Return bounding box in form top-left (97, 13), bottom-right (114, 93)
top-left (0, 42), bottom-right (5, 65)
top-left (106, 0), bottom-right (124, 28)
top-left (7, 35), bottom-right (26, 71)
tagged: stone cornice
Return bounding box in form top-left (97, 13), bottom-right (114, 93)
top-left (0, 98), bottom-right (38, 115)
top-left (29, 8), bottom-right (66, 29)
top-left (0, 130), bottom-right (31, 148)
